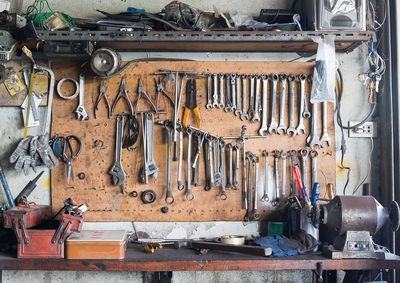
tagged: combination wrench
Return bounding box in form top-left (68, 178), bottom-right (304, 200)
top-left (303, 75), bottom-right (311, 118)
top-left (224, 73), bottom-right (232, 112)
top-left (252, 76), bottom-right (261, 122)
top-left (233, 144), bottom-right (239, 190)
top-left (245, 152), bottom-right (253, 220)
top-left (227, 143), bottom-right (233, 188)
top-left (261, 150), bottom-right (269, 202)
top-left (277, 74), bottom-right (288, 134)
top-left (206, 74), bottom-right (212, 109)
top-left (230, 74), bottom-right (237, 111)
top-left (300, 149), bottom-right (309, 190)
top-left (240, 75), bottom-right (249, 120)
top-left (213, 138), bottom-right (221, 185)
top-left (288, 150), bottom-right (297, 196)
top-left (235, 74), bottom-right (242, 116)
top-left (218, 73), bottom-right (225, 108)
top-left (248, 75), bottom-right (255, 120)
top-left (212, 74), bottom-right (219, 108)
top-left (268, 74), bottom-right (279, 134)
top-left (75, 73), bottom-right (89, 120)
top-left (310, 150), bottom-right (318, 187)
top-left (219, 139), bottom-right (227, 200)
top-left (192, 132), bottom-right (204, 186)
top-left (186, 128), bottom-right (194, 201)
top-left (307, 102), bottom-right (322, 149)
top-left (287, 74), bottom-right (298, 136)
top-left (259, 75), bottom-right (269, 136)
top-left (296, 74), bottom-right (307, 134)
top-left (320, 101), bottom-right (331, 147)
top-left (204, 135), bottom-right (215, 191)
top-left (252, 156), bottom-right (261, 220)
top-left (177, 126), bottom-right (184, 191)
top-left (272, 150), bottom-right (280, 206)
top-left (281, 151), bottom-right (287, 199)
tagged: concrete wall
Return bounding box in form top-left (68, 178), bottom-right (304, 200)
top-left (0, 1), bottom-right (374, 282)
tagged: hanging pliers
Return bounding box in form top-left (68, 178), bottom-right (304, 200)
top-left (182, 79), bottom-right (201, 128)
top-left (154, 77), bottom-right (174, 112)
top-left (135, 78), bottom-right (157, 114)
top-left (94, 80), bottom-right (111, 119)
top-left (111, 76), bottom-right (134, 116)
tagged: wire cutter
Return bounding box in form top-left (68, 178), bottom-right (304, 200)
top-left (182, 79), bottom-right (200, 128)
top-left (111, 77), bottom-right (134, 116)
top-left (94, 80), bottom-right (111, 119)
top-left (154, 77), bottom-right (174, 112)
top-left (135, 79), bottom-right (157, 114)
top-left (52, 135), bottom-right (82, 184)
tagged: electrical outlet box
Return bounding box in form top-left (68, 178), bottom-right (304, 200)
top-left (348, 121), bottom-right (378, 138)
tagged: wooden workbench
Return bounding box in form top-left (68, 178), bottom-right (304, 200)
top-left (0, 244), bottom-right (399, 272)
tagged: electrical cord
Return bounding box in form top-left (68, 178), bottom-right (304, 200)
top-left (353, 136), bottom-right (373, 195)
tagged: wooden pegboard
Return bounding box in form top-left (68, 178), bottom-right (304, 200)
top-left (50, 61), bottom-right (335, 222)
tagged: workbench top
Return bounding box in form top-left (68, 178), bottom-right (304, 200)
top-left (0, 244), bottom-right (399, 272)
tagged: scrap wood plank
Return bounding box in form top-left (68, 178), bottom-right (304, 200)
top-left (51, 61), bottom-right (335, 222)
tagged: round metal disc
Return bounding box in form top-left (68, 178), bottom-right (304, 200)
top-left (389, 201), bottom-right (400, 232)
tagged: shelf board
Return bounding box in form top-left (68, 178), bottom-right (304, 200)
top-left (36, 30), bottom-right (373, 53)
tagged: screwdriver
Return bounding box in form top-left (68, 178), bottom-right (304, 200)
top-left (292, 166), bottom-right (311, 206)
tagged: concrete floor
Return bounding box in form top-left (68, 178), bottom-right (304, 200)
top-left (0, 1), bottom-right (375, 282)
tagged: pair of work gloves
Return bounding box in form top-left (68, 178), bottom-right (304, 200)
top-left (9, 135), bottom-right (58, 175)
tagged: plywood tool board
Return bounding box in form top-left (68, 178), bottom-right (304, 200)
top-left (51, 61), bottom-right (335, 222)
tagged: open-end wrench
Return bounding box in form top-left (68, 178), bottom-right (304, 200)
top-left (218, 73), bottom-right (225, 108)
top-left (212, 74), bottom-right (219, 108)
top-left (268, 74), bottom-right (279, 134)
top-left (252, 76), bottom-right (261, 122)
top-left (272, 150), bottom-right (280, 206)
top-left (75, 73), bottom-right (89, 120)
top-left (219, 139), bottom-right (227, 200)
top-left (261, 150), bottom-right (269, 202)
top-left (186, 128), bottom-right (194, 201)
top-left (307, 102), bottom-right (322, 149)
top-left (252, 156), bottom-right (261, 220)
top-left (235, 74), bottom-right (242, 116)
top-left (224, 74), bottom-right (232, 112)
top-left (300, 149), bottom-right (309, 190)
top-left (245, 152), bottom-right (253, 220)
top-left (177, 126), bottom-right (184, 191)
top-left (204, 135), bottom-right (214, 191)
top-left (192, 131), bottom-right (205, 169)
top-left (206, 74), bottom-right (212, 109)
top-left (277, 74), bottom-right (288, 134)
top-left (302, 75), bottom-right (311, 118)
top-left (320, 101), bottom-right (331, 147)
top-left (310, 150), bottom-right (318, 187)
top-left (109, 115), bottom-right (127, 193)
top-left (281, 151), bottom-right (287, 199)
top-left (213, 138), bottom-right (221, 185)
top-left (288, 150), bottom-right (298, 196)
top-left (240, 126), bottom-right (248, 209)
top-left (230, 74), bottom-right (237, 111)
top-left (259, 75), bottom-right (269, 136)
top-left (248, 75), bottom-right (255, 120)
top-left (296, 74), bottom-right (307, 134)
top-left (233, 145), bottom-right (239, 190)
top-left (287, 74), bottom-right (298, 136)
top-left (192, 132), bottom-right (201, 186)
top-left (227, 143), bottom-right (233, 189)
top-left (240, 75), bottom-right (249, 120)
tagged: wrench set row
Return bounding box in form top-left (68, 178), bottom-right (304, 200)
top-left (244, 148), bottom-right (319, 221)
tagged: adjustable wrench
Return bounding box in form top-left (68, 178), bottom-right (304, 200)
top-left (192, 132), bottom-right (202, 186)
top-left (320, 101), bottom-right (331, 147)
top-left (140, 113), bottom-right (159, 184)
top-left (310, 150), bottom-right (318, 187)
top-left (272, 150), bottom-right (280, 206)
top-left (75, 73), bottom-right (89, 120)
top-left (230, 74), bottom-right (237, 111)
top-left (224, 73), bottom-right (232, 112)
top-left (287, 75), bottom-right (298, 136)
top-left (281, 151), bottom-right (287, 198)
top-left (307, 102), bottom-right (322, 149)
top-left (227, 143), bottom-right (233, 188)
top-left (277, 74), bottom-right (288, 134)
top-left (204, 135), bottom-right (215, 191)
top-left (300, 149), bottom-right (309, 190)
top-left (252, 76), bottom-right (261, 122)
top-left (233, 144), bottom-right (239, 190)
top-left (240, 75), bottom-right (249, 120)
top-left (219, 139), bottom-right (227, 200)
top-left (245, 152), bottom-right (253, 220)
top-left (206, 74), bottom-right (212, 109)
top-left (218, 73), bottom-right (225, 108)
top-left (186, 128), bottom-right (194, 201)
top-left (252, 156), bottom-right (261, 220)
top-left (213, 138), bottom-right (221, 185)
top-left (288, 150), bottom-right (297, 196)
top-left (109, 115), bottom-right (127, 193)
top-left (248, 75), bottom-right (255, 120)
top-left (268, 74), bottom-right (279, 134)
top-left (177, 126), bottom-right (184, 191)
top-left (212, 74), bottom-right (219, 108)
top-left (261, 150), bottom-right (269, 202)
top-left (296, 74), bottom-right (307, 134)
top-left (259, 75), bottom-right (269, 136)
top-left (303, 75), bottom-right (311, 118)
top-left (235, 74), bottom-right (242, 116)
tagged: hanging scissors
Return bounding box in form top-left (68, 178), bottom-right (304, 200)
top-left (52, 135), bottom-right (82, 184)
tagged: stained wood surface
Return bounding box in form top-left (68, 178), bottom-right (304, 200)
top-left (0, 245), bottom-right (399, 271)
top-left (51, 61), bottom-right (335, 222)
